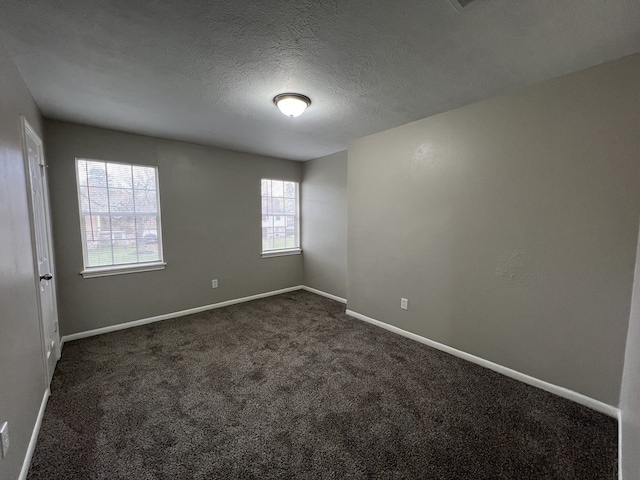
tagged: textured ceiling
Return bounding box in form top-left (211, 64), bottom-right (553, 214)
top-left (1, 0), bottom-right (639, 160)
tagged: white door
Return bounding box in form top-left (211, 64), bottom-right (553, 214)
top-left (22, 117), bottom-right (60, 386)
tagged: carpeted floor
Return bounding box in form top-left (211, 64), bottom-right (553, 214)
top-left (28, 290), bottom-right (617, 479)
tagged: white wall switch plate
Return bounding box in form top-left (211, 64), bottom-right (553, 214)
top-left (211, 279), bottom-right (218, 288)
top-left (401, 298), bottom-right (408, 310)
top-left (1, 422), bottom-right (9, 458)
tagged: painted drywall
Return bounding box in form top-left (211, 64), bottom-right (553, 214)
top-left (0, 44), bottom-right (46, 480)
top-left (45, 121), bottom-right (303, 337)
top-left (621, 232), bottom-right (640, 479)
top-left (347, 53), bottom-right (640, 406)
top-left (301, 151), bottom-right (348, 299)
top-left (3, 2), bottom-right (640, 160)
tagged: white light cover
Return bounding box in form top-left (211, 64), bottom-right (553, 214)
top-left (275, 95), bottom-right (309, 117)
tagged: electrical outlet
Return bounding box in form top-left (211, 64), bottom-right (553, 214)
top-left (400, 298), bottom-right (408, 310)
top-left (1, 422), bottom-right (9, 458)
top-left (211, 279), bottom-right (218, 289)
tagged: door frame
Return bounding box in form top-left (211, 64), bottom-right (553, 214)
top-left (21, 116), bottom-right (61, 388)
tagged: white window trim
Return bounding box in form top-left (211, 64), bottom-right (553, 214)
top-left (261, 248), bottom-right (302, 259)
top-left (261, 179), bottom-right (300, 256)
top-left (81, 261), bottom-right (167, 278)
top-left (75, 158), bottom-right (166, 277)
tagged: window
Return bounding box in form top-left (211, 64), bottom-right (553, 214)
top-left (75, 159), bottom-right (165, 277)
top-left (261, 179), bottom-right (300, 256)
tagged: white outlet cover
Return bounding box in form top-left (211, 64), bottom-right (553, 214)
top-left (401, 298), bottom-right (408, 310)
top-left (1, 422), bottom-right (9, 458)
top-left (211, 279), bottom-right (218, 288)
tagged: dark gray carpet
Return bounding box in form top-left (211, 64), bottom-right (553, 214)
top-left (28, 290), bottom-right (617, 479)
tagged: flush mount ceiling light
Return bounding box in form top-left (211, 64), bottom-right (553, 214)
top-left (273, 93), bottom-right (311, 117)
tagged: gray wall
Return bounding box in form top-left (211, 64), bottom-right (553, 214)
top-left (45, 121), bottom-right (303, 337)
top-left (347, 53), bottom-right (640, 406)
top-left (0, 44), bottom-right (47, 480)
top-left (301, 151), bottom-right (348, 299)
top-left (621, 233), bottom-right (640, 479)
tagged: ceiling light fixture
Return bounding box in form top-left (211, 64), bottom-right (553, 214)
top-left (273, 93), bottom-right (311, 117)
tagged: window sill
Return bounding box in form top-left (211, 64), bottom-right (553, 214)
top-left (81, 262), bottom-right (167, 278)
top-left (262, 248), bottom-right (302, 258)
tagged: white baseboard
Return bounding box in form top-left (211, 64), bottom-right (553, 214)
top-left (618, 409), bottom-right (623, 480)
top-left (61, 286), bottom-right (305, 346)
top-left (61, 285), bottom-right (350, 347)
top-left (58, 288), bottom-right (618, 419)
top-left (19, 388), bottom-right (50, 480)
top-left (301, 286), bottom-right (347, 304)
top-left (345, 309), bottom-right (619, 418)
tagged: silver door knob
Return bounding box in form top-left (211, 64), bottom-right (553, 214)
top-left (40, 273), bottom-right (53, 281)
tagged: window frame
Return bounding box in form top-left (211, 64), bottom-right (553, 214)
top-left (75, 158), bottom-right (166, 278)
top-left (261, 178), bottom-right (301, 258)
